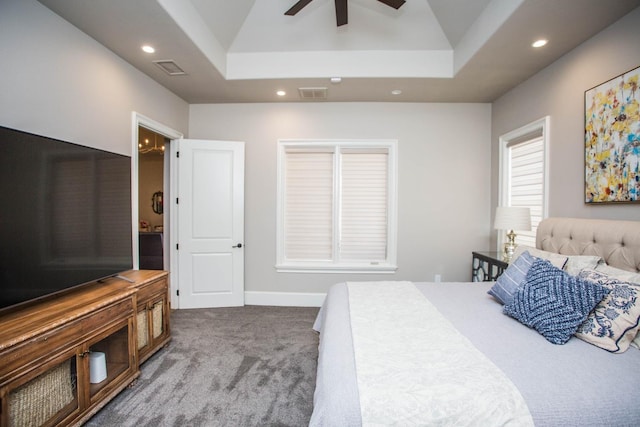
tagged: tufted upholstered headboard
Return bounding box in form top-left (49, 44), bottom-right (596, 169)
top-left (536, 217), bottom-right (640, 273)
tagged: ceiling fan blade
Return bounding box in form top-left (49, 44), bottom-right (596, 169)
top-left (377, 0), bottom-right (406, 9)
top-left (335, 0), bottom-right (348, 26)
top-left (285, 0), bottom-right (313, 16)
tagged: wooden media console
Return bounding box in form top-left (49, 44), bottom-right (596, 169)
top-left (0, 270), bottom-right (170, 427)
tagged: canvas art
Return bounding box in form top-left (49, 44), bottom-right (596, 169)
top-left (585, 65), bottom-right (640, 203)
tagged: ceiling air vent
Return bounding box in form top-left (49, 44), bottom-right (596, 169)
top-left (153, 60), bottom-right (186, 76)
top-left (298, 87), bottom-right (328, 100)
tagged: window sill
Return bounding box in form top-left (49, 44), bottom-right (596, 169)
top-left (275, 264), bottom-right (398, 274)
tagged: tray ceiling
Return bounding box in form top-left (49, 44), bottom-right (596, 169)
top-left (37, 0), bottom-right (640, 103)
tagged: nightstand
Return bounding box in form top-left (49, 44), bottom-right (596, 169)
top-left (472, 251), bottom-right (509, 282)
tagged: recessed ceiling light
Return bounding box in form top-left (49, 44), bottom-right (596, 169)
top-left (532, 39), bottom-right (548, 48)
top-left (391, 89), bottom-right (402, 95)
top-left (330, 77), bottom-right (342, 84)
top-left (142, 45), bottom-right (155, 53)
top-left (276, 90), bottom-right (286, 97)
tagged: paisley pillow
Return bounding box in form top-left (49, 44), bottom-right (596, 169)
top-left (594, 264), bottom-right (640, 284)
top-left (575, 269), bottom-right (640, 353)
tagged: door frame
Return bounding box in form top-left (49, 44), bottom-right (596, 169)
top-left (131, 112), bottom-right (183, 308)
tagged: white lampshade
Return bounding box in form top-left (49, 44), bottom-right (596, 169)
top-left (494, 206), bottom-right (531, 231)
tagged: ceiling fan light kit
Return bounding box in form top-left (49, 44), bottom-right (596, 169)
top-left (286, 0), bottom-right (406, 27)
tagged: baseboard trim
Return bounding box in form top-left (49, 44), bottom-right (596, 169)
top-left (244, 291), bottom-right (326, 307)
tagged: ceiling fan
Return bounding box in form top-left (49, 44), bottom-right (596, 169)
top-left (285, 0), bottom-right (406, 27)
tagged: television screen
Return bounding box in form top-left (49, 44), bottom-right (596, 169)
top-left (0, 126), bottom-right (133, 311)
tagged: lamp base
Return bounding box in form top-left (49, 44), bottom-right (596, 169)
top-left (502, 230), bottom-right (517, 262)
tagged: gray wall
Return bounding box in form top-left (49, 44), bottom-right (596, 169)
top-left (0, 0), bottom-right (189, 155)
top-left (491, 7), bottom-right (640, 241)
top-left (189, 103), bottom-right (492, 293)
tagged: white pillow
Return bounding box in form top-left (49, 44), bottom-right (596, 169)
top-left (564, 255), bottom-right (603, 276)
top-left (512, 245), bottom-right (568, 269)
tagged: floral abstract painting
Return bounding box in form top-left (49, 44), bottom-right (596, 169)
top-left (585, 66), bottom-right (640, 203)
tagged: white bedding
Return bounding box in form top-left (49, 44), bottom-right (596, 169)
top-left (348, 282), bottom-right (533, 426)
top-left (310, 281), bottom-right (640, 427)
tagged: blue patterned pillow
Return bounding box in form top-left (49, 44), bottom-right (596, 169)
top-left (503, 259), bottom-right (610, 345)
top-left (575, 269), bottom-right (640, 353)
top-left (488, 251), bottom-right (535, 305)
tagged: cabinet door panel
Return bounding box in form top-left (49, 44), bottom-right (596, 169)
top-left (151, 299), bottom-right (165, 340)
top-left (85, 321), bottom-right (134, 404)
top-left (5, 353), bottom-right (79, 427)
top-left (136, 308), bottom-right (149, 352)
top-left (136, 275), bottom-right (170, 365)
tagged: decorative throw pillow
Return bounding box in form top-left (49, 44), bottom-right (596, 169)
top-left (563, 255), bottom-right (603, 276)
top-left (575, 269), bottom-right (640, 353)
top-left (488, 251), bottom-right (535, 305)
top-left (593, 264), bottom-right (640, 351)
top-left (594, 264), bottom-right (640, 285)
top-left (503, 259), bottom-right (610, 345)
top-left (512, 246), bottom-right (568, 269)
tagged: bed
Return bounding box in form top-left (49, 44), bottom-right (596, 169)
top-left (310, 217), bottom-right (640, 426)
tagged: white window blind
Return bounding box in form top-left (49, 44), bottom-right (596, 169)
top-left (278, 140), bottom-right (397, 272)
top-left (508, 136), bottom-right (543, 248)
top-left (340, 150), bottom-right (388, 261)
top-left (283, 150), bottom-right (334, 260)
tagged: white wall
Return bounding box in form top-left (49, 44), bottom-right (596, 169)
top-left (0, 0), bottom-right (189, 155)
top-left (491, 7), bottom-right (640, 230)
top-left (190, 102), bottom-right (492, 295)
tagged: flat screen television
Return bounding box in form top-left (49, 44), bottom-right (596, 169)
top-left (0, 125), bottom-right (133, 312)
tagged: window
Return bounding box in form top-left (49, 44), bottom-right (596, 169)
top-left (499, 117), bottom-right (549, 249)
top-left (276, 140), bottom-right (397, 272)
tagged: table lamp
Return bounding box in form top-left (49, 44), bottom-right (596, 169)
top-left (494, 206), bottom-right (531, 262)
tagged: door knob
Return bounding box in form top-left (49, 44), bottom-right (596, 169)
top-left (232, 243), bottom-right (243, 248)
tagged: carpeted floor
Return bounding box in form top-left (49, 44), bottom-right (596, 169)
top-left (85, 305), bottom-right (320, 427)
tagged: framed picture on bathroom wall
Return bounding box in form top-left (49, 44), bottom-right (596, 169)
top-left (584, 65), bottom-right (639, 204)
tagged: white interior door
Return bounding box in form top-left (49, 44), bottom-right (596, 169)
top-left (175, 139), bottom-right (244, 308)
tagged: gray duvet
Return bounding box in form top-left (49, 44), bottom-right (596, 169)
top-left (310, 282), bottom-right (640, 427)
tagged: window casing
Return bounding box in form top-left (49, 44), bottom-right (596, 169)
top-left (499, 117), bottom-right (549, 249)
top-left (276, 140), bottom-right (397, 273)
